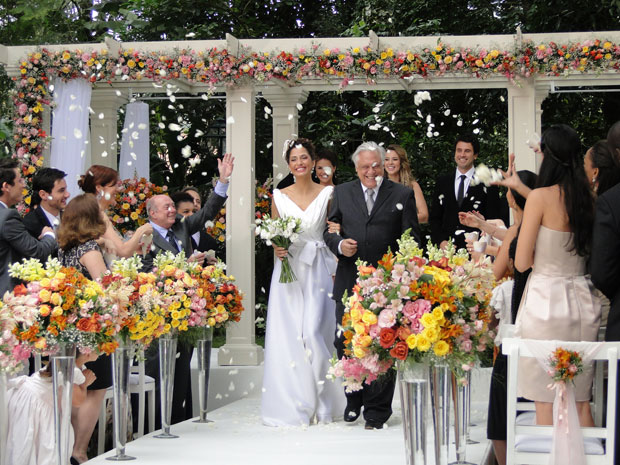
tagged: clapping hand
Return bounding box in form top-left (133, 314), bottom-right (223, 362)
top-left (458, 211), bottom-right (484, 229)
top-left (217, 153), bottom-right (235, 183)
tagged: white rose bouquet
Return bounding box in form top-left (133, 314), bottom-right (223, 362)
top-left (255, 214), bottom-right (302, 283)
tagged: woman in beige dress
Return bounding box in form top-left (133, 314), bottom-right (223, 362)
top-left (515, 124), bottom-right (601, 426)
top-left (384, 144), bottom-right (428, 223)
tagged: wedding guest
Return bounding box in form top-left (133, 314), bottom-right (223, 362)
top-left (515, 124), bottom-right (600, 427)
top-left (485, 170), bottom-right (537, 465)
top-left (182, 186), bottom-right (203, 209)
top-left (385, 144), bottom-right (429, 223)
top-left (590, 120), bottom-right (620, 461)
top-left (324, 141), bottom-right (421, 429)
top-left (584, 140), bottom-right (620, 196)
top-left (315, 149), bottom-right (337, 187)
top-left (143, 154), bottom-right (233, 427)
top-left (261, 138), bottom-right (345, 427)
top-left (0, 158), bottom-right (57, 296)
top-left (23, 167), bottom-right (70, 238)
top-left (429, 134), bottom-right (504, 249)
top-left (57, 194), bottom-right (110, 464)
top-left (78, 165), bottom-right (153, 261)
top-left (5, 350), bottom-right (98, 465)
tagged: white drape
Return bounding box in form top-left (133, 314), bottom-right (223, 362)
top-left (119, 102), bottom-right (150, 181)
top-left (49, 79), bottom-right (92, 198)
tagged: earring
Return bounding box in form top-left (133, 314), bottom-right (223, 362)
top-left (592, 176), bottom-right (597, 184)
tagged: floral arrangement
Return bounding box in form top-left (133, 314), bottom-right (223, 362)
top-left (548, 347), bottom-right (583, 384)
top-left (328, 231), bottom-right (495, 392)
top-left (206, 177), bottom-right (273, 243)
top-left (0, 299), bottom-right (32, 374)
top-left (104, 255), bottom-right (167, 348)
top-left (11, 39), bottom-right (620, 187)
top-left (109, 177), bottom-right (167, 235)
top-left (255, 214), bottom-right (302, 283)
top-left (194, 261), bottom-right (244, 329)
top-left (5, 258), bottom-right (119, 355)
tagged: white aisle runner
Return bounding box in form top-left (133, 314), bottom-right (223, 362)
top-left (87, 368), bottom-right (492, 465)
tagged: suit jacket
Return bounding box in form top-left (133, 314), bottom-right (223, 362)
top-left (429, 172), bottom-right (504, 249)
top-left (590, 183), bottom-right (620, 341)
top-left (323, 179), bottom-right (421, 303)
top-left (23, 206), bottom-right (53, 239)
top-left (142, 191), bottom-right (227, 271)
top-left (0, 204), bottom-right (57, 295)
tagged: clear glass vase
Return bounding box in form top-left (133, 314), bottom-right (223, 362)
top-left (429, 363), bottom-right (451, 465)
top-left (107, 340), bottom-right (136, 461)
top-left (398, 361), bottom-right (428, 465)
top-left (52, 342), bottom-right (76, 465)
top-left (449, 373), bottom-right (475, 465)
top-left (193, 326), bottom-right (214, 424)
top-left (0, 371), bottom-right (7, 465)
top-left (154, 333), bottom-right (178, 439)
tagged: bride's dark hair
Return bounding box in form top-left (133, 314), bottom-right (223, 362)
top-left (536, 124), bottom-right (594, 256)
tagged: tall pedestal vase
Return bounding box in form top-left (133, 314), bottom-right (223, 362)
top-left (429, 364), bottom-right (451, 465)
top-left (52, 343), bottom-right (76, 465)
top-left (398, 362), bottom-right (428, 465)
top-left (154, 333), bottom-right (178, 439)
top-left (107, 341), bottom-right (136, 461)
top-left (0, 372), bottom-right (7, 465)
top-left (463, 370), bottom-right (478, 444)
top-left (449, 374), bottom-right (475, 465)
top-left (193, 326), bottom-right (214, 423)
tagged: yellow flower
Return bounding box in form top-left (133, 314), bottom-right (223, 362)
top-left (538, 44), bottom-right (546, 51)
top-left (420, 312), bottom-right (436, 328)
top-left (171, 319), bottom-right (180, 328)
top-left (605, 53), bottom-right (612, 60)
top-left (62, 51), bottom-right (71, 60)
top-left (423, 326), bottom-right (439, 342)
top-left (50, 293), bottom-right (62, 306)
top-left (353, 47), bottom-right (360, 54)
top-left (361, 310), bottom-right (377, 326)
top-left (432, 307), bottom-right (444, 320)
top-left (406, 52), bottom-right (414, 61)
top-left (475, 59), bottom-right (484, 67)
top-left (127, 59), bottom-right (136, 68)
top-left (386, 48), bottom-right (394, 57)
top-left (353, 322), bottom-right (366, 335)
top-left (417, 335), bottom-right (431, 352)
top-left (363, 62), bottom-right (371, 70)
top-left (376, 59), bottom-right (383, 65)
top-left (130, 212), bottom-right (139, 220)
top-left (380, 52), bottom-right (387, 60)
top-left (604, 42), bottom-right (612, 50)
top-left (35, 338), bottom-right (47, 350)
top-left (52, 306), bottom-right (63, 317)
top-left (171, 311), bottom-right (180, 320)
top-left (353, 346), bottom-right (367, 358)
top-left (265, 63), bottom-right (273, 71)
top-left (582, 46), bottom-right (589, 54)
top-left (406, 334), bottom-right (417, 349)
top-left (324, 49), bottom-right (331, 56)
top-left (39, 305), bottom-right (51, 317)
top-left (435, 45), bottom-right (443, 52)
top-left (444, 55), bottom-right (453, 64)
top-left (349, 305), bottom-right (362, 323)
top-left (433, 340), bottom-right (450, 356)
top-left (122, 202), bottom-right (130, 210)
top-left (359, 335), bottom-right (372, 347)
top-left (39, 288), bottom-right (51, 302)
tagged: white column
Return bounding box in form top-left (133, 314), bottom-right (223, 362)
top-left (89, 88), bottom-right (128, 169)
top-left (262, 88), bottom-right (309, 185)
top-left (507, 81), bottom-right (547, 173)
top-left (218, 86), bottom-right (263, 366)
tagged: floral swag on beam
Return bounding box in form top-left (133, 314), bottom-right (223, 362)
top-left (12, 38), bottom-right (620, 186)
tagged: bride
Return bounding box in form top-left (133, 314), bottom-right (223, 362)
top-left (261, 138), bottom-right (345, 426)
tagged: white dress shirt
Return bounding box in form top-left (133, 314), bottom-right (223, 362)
top-left (454, 167), bottom-right (475, 200)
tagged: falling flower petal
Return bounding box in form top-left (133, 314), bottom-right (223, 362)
top-left (181, 145), bottom-right (192, 158)
top-left (227, 116), bottom-right (235, 124)
top-left (73, 128), bottom-right (82, 139)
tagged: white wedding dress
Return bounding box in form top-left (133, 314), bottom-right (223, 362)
top-left (261, 186), bottom-right (345, 426)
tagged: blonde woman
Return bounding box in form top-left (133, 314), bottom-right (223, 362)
top-left (385, 144), bottom-right (429, 223)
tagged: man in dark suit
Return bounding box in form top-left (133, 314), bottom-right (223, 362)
top-left (142, 153), bottom-right (233, 426)
top-left (0, 159), bottom-right (57, 295)
top-left (324, 141), bottom-right (421, 430)
top-left (23, 167), bottom-right (70, 238)
top-left (590, 120), bottom-right (620, 462)
top-left (429, 134), bottom-right (504, 250)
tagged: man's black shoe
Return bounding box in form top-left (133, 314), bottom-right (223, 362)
top-left (344, 405), bottom-right (361, 423)
top-left (364, 420), bottom-right (384, 430)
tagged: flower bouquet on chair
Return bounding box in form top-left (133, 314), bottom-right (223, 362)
top-left (255, 214), bottom-right (302, 283)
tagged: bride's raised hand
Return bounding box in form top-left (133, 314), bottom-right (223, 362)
top-left (273, 244), bottom-right (288, 260)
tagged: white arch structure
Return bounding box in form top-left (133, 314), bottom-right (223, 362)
top-left (1, 30), bottom-right (619, 366)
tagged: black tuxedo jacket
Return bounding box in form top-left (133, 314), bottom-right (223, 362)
top-left (591, 183), bottom-right (620, 341)
top-left (429, 172), bottom-right (504, 249)
top-left (142, 191), bottom-right (226, 271)
top-left (0, 204), bottom-right (57, 295)
top-left (23, 206), bottom-right (53, 239)
top-left (323, 179), bottom-right (421, 303)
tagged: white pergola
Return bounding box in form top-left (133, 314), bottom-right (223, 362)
top-left (2, 30), bottom-right (619, 366)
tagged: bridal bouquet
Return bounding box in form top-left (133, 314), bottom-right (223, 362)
top-left (328, 232), bottom-right (495, 391)
top-left (548, 347), bottom-right (583, 384)
top-left (255, 214), bottom-right (302, 283)
top-left (6, 258), bottom-right (119, 355)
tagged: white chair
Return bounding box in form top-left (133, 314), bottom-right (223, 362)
top-left (504, 337), bottom-right (620, 465)
top-left (97, 354), bottom-right (156, 455)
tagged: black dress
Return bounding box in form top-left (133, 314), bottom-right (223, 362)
top-left (486, 234), bottom-right (532, 440)
top-left (59, 240), bottom-right (113, 391)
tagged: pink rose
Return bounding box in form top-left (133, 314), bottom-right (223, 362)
top-left (460, 340), bottom-right (473, 353)
top-left (378, 309), bottom-right (397, 328)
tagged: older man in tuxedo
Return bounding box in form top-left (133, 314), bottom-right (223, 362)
top-left (142, 153), bottom-right (233, 426)
top-left (0, 159), bottom-right (57, 295)
top-left (429, 134), bottom-right (504, 250)
top-left (324, 141), bottom-right (421, 429)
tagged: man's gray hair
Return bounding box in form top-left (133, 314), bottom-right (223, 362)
top-left (146, 197), bottom-right (158, 218)
top-left (351, 141), bottom-right (385, 167)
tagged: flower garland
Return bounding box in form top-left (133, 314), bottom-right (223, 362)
top-left (10, 39), bottom-right (620, 185)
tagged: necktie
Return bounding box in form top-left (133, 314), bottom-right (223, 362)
top-left (166, 230), bottom-right (181, 252)
top-left (366, 189), bottom-right (375, 215)
top-left (457, 174), bottom-right (466, 206)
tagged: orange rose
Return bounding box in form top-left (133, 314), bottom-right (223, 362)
top-left (389, 341), bottom-right (409, 360)
top-left (379, 327), bottom-right (397, 349)
top-left (397, 326), bottom-right (411, 341)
